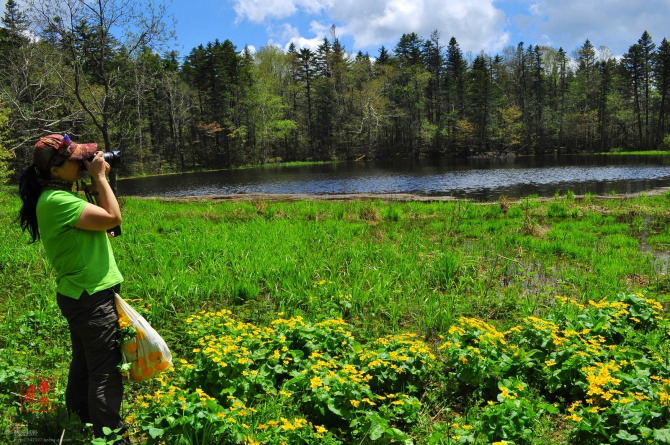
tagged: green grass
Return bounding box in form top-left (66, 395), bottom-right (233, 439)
top-left (2, 189), bottom-right (670, 442)
top-left (596, 150), bottom-right (670, 155)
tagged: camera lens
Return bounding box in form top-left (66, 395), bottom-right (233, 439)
top-left (86, 151), bottom-right (121, 167)
top-left (99, 151), bottom-right (121, 166)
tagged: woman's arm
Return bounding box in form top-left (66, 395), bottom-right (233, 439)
top-left (75, 152), bottom-right (122, 231)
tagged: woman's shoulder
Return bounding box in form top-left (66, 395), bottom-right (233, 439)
top-left (37, 190), bottom-right (85, 213)
top-left (39, 189), bottom-right (82, 202)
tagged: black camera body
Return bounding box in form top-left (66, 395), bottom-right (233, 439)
top-left (83, 150), bottom-right (122, 238)
top-left (88, 150), bottom-right (122, 167)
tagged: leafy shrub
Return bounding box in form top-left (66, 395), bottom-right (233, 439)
top-left (439, 293), bottom-right (670, 444)
top-left (128, 310), bottom-right (435, 443)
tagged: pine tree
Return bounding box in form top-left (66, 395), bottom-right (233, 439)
top-left (469, 53), bottom-right (490, 153)
top-left (394, 33), bottom-right (423, 67)
top-left (446, 37), bottom-right (466, 116)
top-left (575, 40), bottom-right (598, 149)
top-left (557, 47), bottom-right (568, 149)
top-left (298, 48), bottom-right (316, 154)
top-left (376, 45), bottom-right (390, 66)
top-left (0, 0), bottom-right (29, 50)
top-left (638, 31), bottom-right (656, 148)
top-left (655, 38), bottom-right (670, 144)
top-left (597, 58), bottom-right (615, 150)
top-left (624, 43), bottom-right (644, 147)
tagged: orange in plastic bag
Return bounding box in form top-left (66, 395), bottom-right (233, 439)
top-left (115, 294), bottom-right (172, 381)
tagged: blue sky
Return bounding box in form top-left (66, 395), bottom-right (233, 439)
top-left (15, 0), bottom-right (670, 60)
top-left (168, 0), bottom-right (669, 59)
top-left (173, 0), bottom-right (670, 60)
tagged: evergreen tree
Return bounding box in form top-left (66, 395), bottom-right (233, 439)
top-left (557, 47), bottom-right (568, 149)
top-left (655, 38), bottom-right (670, 144)
top-left (298, 47), bottom-right (316, 155)
top-left (638, 31), bottom-right (656, 148)
top-left (597, 57), bottom-right (615, 150)
top-left (376, 45), bottom-right (391, 66)
top-left (0, 0), bottom-right (28, 50)
top-left (446, 37), bottom-right (466, 116)
top-left (394, 33), bottom-right (423, 67)
top-left (468, 53), bottom-right (491, 153)
top-left (422, 30), bottom-right (444, 151)
top-left (623, 43), bottom-right (644, 147)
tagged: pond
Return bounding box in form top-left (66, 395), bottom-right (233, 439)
top-left (117, 154), bottom-right (670, 201)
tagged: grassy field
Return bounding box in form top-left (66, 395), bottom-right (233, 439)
top-left (596, 150), bottom-right (670, 155)
top-left (2, 189), bottom-right (670, 443)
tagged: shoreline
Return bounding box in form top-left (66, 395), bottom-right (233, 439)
top-left (133, 186), bottom-right (670, 203)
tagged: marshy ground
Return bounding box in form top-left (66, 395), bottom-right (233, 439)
top-left (2, 188), bottom-right (670, 443)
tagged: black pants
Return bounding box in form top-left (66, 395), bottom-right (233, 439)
top-left (57, 285), bottom-right (128, 442)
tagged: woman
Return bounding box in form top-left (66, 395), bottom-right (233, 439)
top-left (18, 134), bottom-right (128, 443)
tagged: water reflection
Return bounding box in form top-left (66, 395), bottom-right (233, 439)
top-left (118, 154), bottom-right (670, 201)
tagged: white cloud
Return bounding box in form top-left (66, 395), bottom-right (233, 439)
top-left (516, 0), bottom-right (670, 54)
top-left (232, 0), bottom-right (331, 23)
top-left (267, 21), bottom-right (328, 51)
top-left (231, 0), bottom-right (509, 53)
top-left (268, 23), bottom-right (303, 43)
top-left (333, 0), bottom-right (508, 52)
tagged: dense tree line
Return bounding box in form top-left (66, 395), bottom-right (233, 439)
top-left (1, 0), bottom-right (669, 180)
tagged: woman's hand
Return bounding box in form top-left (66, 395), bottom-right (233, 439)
top-left (76, 151), bottom-right (121, 231)
top-left (83, 151), bottom-right (110, 180)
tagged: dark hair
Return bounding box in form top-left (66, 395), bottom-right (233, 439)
top-left (17, 164), bottom-right (50, 243)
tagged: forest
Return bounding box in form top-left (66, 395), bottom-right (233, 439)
top-left (0, 0), bottom-right (669, 180)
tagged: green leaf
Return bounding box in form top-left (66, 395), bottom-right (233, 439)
top-left (367, 414), bottom-right (389, 441)
top-left (538, 402), bottom-right (560, 415)
top-left (655, 429), bottom-right (670, 443)
top-left (457, 366), bottom-right (475, 383)
top-left (148, 427), bottom-right (165, 439)
top-left (327, 402), bottom-right (342, 417)
top-left (102, 427), bottom-right (112, 436)
top-left (615, 430), bottom-right (638, 441)
top-left (369, 423), bottom-right (385, 441)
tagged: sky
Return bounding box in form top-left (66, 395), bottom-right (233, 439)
top-left (10, 0), bottom-right (670, 60)
top-left (166, 0), bottom-right (670, 59)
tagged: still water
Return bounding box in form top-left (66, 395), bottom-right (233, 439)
top-left (117, 154), bottom-right (670, 201)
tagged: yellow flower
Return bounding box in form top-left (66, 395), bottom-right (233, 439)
top-left (310, 376), bottom-right (323, 389)
top-left (500, 387), bottom-right (515, 400)
top-left (350, 400), bottom-right (360, 408)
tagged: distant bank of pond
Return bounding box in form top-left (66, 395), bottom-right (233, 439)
top-left (118, 154), bottom-right (670, 201)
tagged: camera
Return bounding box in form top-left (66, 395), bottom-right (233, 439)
top-left (88, 150), bottom-right (122, 167)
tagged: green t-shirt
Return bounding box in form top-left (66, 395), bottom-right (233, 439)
top-left (36, 190), bottom-right (123, 299)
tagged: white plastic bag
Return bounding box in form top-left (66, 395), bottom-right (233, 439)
top-left (115, 294), bottom-right (172, 381)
